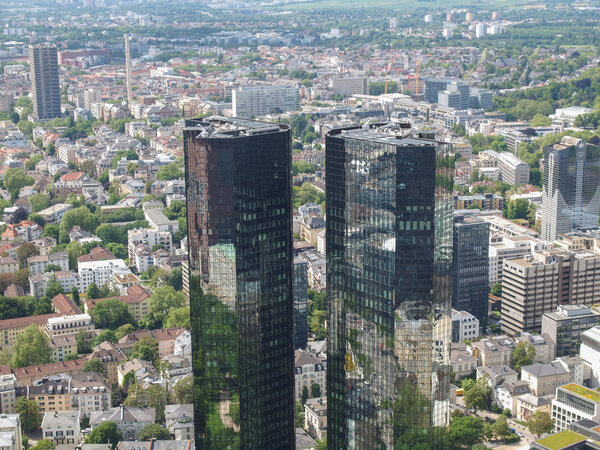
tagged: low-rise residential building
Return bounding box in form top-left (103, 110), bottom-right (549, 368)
top-left (77, 247), bottom-right (130, 291)
top-left (117, 359), bottom-right (160, 389)
top-left (304, 397), bottom-right (327, 442)
top-left (0, 258), bottom-right (18, 278)
top-left (36, 203), bottom-right (72, 224)
top-left (0, 375), bottom-right (16, 414)
top-left (41, 410), bottom-right (80, 446)
top-left (28, 252), bottom-right (69, 275)
top-left (0, 413), bottom-right (22, 450)
top-left (116, 440), bottom-right (195, 450)
top-left (87, 342), bottom-right (127, 385)
top-left (454, 193), bottom-right (504, 211)
top-left (551, 383), bottom-right (600, 432)
top-left (90, 406), bottom-right (155, 441)
top-left (495, 380), bottom-right (530, 414)
top-left (46, 314), bottom-right (94, 339)
top-left (70, 372), bottom-right (111, 418)
top-left (478, 365), bottom-right (519, 389)
top-left (48, 335), bottom-right (78, 362)
top-left (29, 271), bottom-right (80, 298)
top-left (299, 214), bottom-right (325, 248)
top-left (127, 228), bottom-right (172, 261)
top-left (471, 336), bottom-right (515, 367)
top-left (542, 305), bottom-right (600, 358)
top-left (294, 349), bottom-right (326, 400)
top-left (12, 359), bottom-right (86, 387)
top-left (516, 332), bottom-right (556, 364)
top-left (451, 348), bottom-right (477, 381)
top-left (85, 285), bottom-right (151, 323)
top-left (1, 221), bottom-right (42, 242)
top-left (21, 377), bottom-right (72, 413)
top-left (165, 404), bottom-right (193, 441)
top-left (0, 314), bottom-right (60, 348)
top-left (117, 328), bottom-right (187, 358)
top-left (555, 356), bottom-right (587, 386)
top-left (522, 361), bottom-right (571, 397)
top-left (451, 310), bottom-right (480, 343)
top-left (144, 209), bottom-right (178, 235)
top-left (516, 393), bottom-right (551, 422)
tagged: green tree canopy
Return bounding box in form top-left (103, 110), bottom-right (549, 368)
top-left (3, 168), bottom-right (34, 198)
top-left (511, 341), bottom-right (536, 372)
top-left (115, 323), bottom-right (135, 340)
top-left (28, 193), bottom-right (50, 214)
top-left (89, 298), bottom-right (134, 330)
top-left (163, 307), bottom-right (190, 329)
top-left (85, 421), bottom-right (123, 448)
top-left (144, 286), bottom-right (185, 329)
top-left (12, 325), bottom-right (52, 368)
top-left (60, 206), bottom-right (98, 233)
top-left (173, 376), bottom-right (193, 404)
top-left (83, 358), bottom-right (105, 374)
top-left (464, 375), bottom-right (493, 412)
top-left (138, 423), bottom-right (170, 441)
top-left (129, 335), bottom-right (159, 362)
top-left (448, 415), bottom-right (484, 448)
top-left (16, 397), bottom-right (41, 431)
top-left (526, 410), bottom-right (554, 438)
top-left (93, 330), bottom-right (117, 346)
top-left (124, 383), bottom-right (169, 421)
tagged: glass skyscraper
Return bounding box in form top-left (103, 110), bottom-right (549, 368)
top-left (542, 136), bottom-right (600, 241)
top-left (326, 124), bottom-right (454, 449)
top-left (184, 117), bottom-right (295, 449)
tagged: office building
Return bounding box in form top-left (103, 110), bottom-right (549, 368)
top-left (29, 45), bottom-right (61, 121)
top-left (489, 235), bottom-right (552, 285)
top-left (232, 85), bottom-right (300, 118)
top-left (329, 78), bottom-right (368, 96)
top-left (495, 151), bottom-right (530, 186)
top-left (552, 383), bottom-right (600, 432)
top-left (184, 117), bottom-right (295, 448)
top-left (542, 137), bottom-right (600, 241)
top-left (326, 124), bottom-right (453, 448)
top-left (542, 306), bottom-right (600, 358)
top-left (453, 214), bottom-right (489, 322)
top-left (294, 257), bottom-right (308, 349)
top-left (501, 249), bottom-right (600, 336)
top-left (580, 326), bottom-right (600, 387)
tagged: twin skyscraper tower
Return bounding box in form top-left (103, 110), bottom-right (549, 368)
top-left (184, 117), bottom-right (455, 449)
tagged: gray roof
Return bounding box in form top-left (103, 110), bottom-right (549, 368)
top-left (90, 406), bottom-right (154, 426)
top-left (516, 393), bottom-right (550, 407)
top-left (116, 440), bottom-right (194, 450)
top-left (165, 404), bottom-right (193, 421)
top-left (41, 410), bottom-right (79, 429)
top-left (521, 361), bottom-right (569, 378)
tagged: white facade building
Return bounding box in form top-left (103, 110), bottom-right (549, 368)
top-left (232, 85), bottom-right (300, 118)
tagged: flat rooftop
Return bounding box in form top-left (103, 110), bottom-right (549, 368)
top-left (328, 125), bottom-right (438, 147)
top-left (184, 116), bottom-right (286, 137)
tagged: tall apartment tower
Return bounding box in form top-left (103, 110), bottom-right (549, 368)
top-left (453, 214), bottom-right (489, 323)
top-left (326, 124), bottom-right (454, 449)
top-left (184, 117), bottom-right (295, 449)
top-left (542, 136), bottom-right (600, 241)
top-left (29, 44), bottom-right (61, 121)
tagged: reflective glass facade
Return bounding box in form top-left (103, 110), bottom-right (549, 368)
top-left (326, 125), bottom-right (454, 449)
top-left (184, 117), bottom-right (295, 449)
top-left (452, 214), bottom-right (489, 323)
top-left (294, 257), bottom-right (309, 349)
top-left (542, 138), bottom-right (600, 241)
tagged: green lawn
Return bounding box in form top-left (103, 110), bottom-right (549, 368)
top-left (535, 430), bottom-right (586, 450)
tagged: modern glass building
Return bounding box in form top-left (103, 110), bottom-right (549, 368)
top-left (184, 117), bottom-right (295, 449)
top-left (542, 136), bottom-right (600, 241)
top-left (326, 124), bottom-right (454, 449)
top-left (453, 214), bottom-right (489, 323)
top-left (294, 257), bottom-right (309, 349)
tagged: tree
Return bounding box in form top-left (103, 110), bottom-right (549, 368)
top-left (105, 243), bottom-right (127, 260)
top-left (13, 268), bottom-right (30, 289)
top-left (129, 335), bottom-right (158, 361)
top-left (301, 385), bottom-right (309, 405)
top-left (93, 330), bottom-right (117, 346)
top-left (28, 194), bottom-right (50, 214)
top-left (45, 279), bottom-right (64, 299)
top-left (145, 286), bottom-right (185, 328)
top-left (76, 330), bottom-right (92, 354)
top-left (163, 307), bottom-right (190, 329)
top-left (65, 241), bottom-right (85, 270)
top-left (311, 383), bottom-right (321, 398)
top-left (490, 283), bottom-right (502, 297)
top-left (85, 421), bottom-right (123, 448)
top-left (71, 286), bottom-right (80, 306)
top-left (86, 283), bottom-right (101, 300)
top-left (511, 341), bottom-right (536, 372)
top-left (530, 113), bottom-right (551, 127)
top-left (83, 358), bottom-right (105, 374)
top-left (16, 242), bottom-right (39, 268)
top-left (42, 224), bottom-right (59, 241)
top-left (505, 199), bottom-right (531, 221)
top-left (16, 397), bottom-right (41, 431)
top-left (124, 383), bottom-right (169, 421)
top-left (527, 410), bottom-right (554, 438)
top-left (295, 400), bottom-right (305, 428)
top-left (11, 207), bottom-right (28, 223)
top-left (138, 423), bottom-right (170, 441)
top-left (115, 323), bottom-right (135, 340)
top-left (12, 325), bottom-right (52, 368)
top-left (167, 267), bottom-right (182, 290)
top-left (464, 376), bottom-right (493, 412)
top-left (493, 414), bottom-right (511, 440)
top-left (44, 264), bottom-right (63, 273)
top-left (461, 378), bottom-right (475, 392)
top-left (89, 298), bottom-right (134, 330)
top-left (3, 168), bottom-right (33, 198)
top-left (29, 438), bottom-right (55, 449)
top-left (60, 206), bottom-right (98, 233)
top-left (451, 124), bottom-right (466, 137)
top-left (173, 376), bottom-right (193, 404)
top-left (448, 415), bottom-right (484, 448)
top-left (157, 163), bottom-right (183, 180)
top-left (95, 224), bottom-right (125, 246)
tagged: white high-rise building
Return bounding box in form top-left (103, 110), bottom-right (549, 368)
top-left (389, 18), bottom-right (398, 30)
top-left (232, 85), bottom-right (300, 118)
top-left (475, 23), bottom-right (486, 38)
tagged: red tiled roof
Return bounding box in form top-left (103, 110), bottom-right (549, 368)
top-left (77, 247), bottom-right (116, 263)
top-left (51, 294), bottom-right (82, 316)
top-left (119, 327), bottom-right (186, 345)
top-left (12, 358), bottom-right (87, 383)
top-left (0, 313), bottom-right (60, 331)
top-left (60, 172), bottom-right (85, 182)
